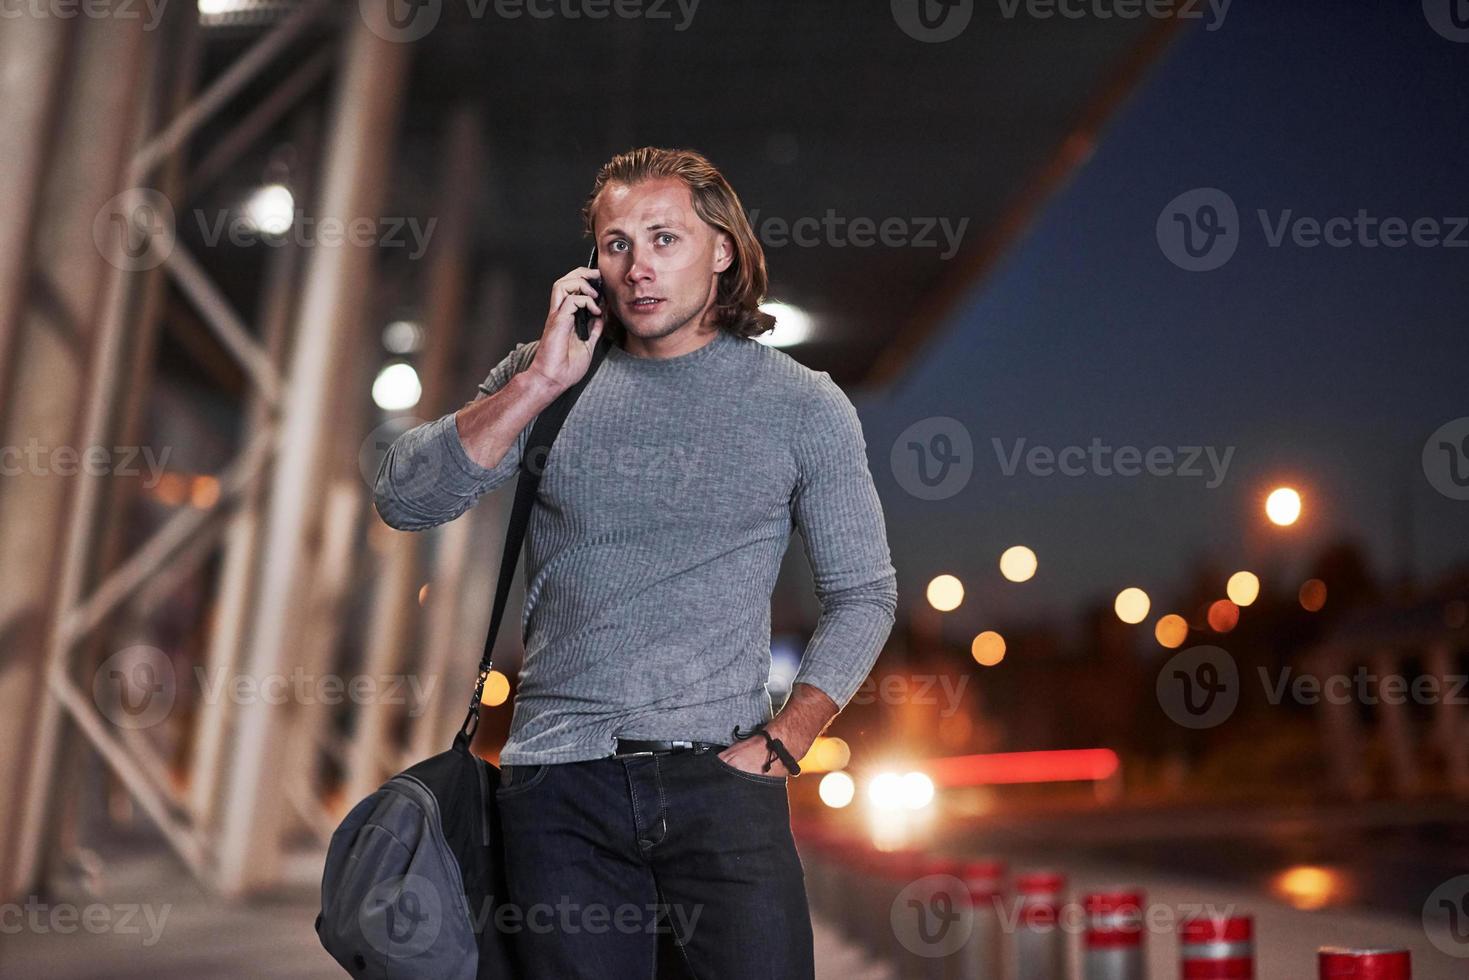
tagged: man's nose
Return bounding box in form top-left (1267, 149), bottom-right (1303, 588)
top-left (624, 250), bottom-right (653, 281)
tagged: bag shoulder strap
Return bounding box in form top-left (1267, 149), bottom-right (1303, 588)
top-left (455, 335), bottom-right (611, 747)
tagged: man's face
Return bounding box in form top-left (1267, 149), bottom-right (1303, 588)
top-left (591, 177), bottom-right (732, 343)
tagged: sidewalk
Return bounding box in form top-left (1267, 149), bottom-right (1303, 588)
top-left (2, 848), bottom-right (884, 979)
top-left (7, 845), bottom-right (1457, 977)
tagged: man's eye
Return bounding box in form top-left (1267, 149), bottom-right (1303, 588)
top-left (609, 240), bottom-right (628, 252)
top-left (657, 233), bottom-right (677, 246)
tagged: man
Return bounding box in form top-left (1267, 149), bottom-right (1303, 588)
top-left (374, 147), bottom-right (897, 978)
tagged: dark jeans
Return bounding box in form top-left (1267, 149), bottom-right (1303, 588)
top-left (495, 744), bottom-right (814, 979)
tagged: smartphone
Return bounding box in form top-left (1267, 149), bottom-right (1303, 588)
top-left (574, 245), bottom-right (602, 342)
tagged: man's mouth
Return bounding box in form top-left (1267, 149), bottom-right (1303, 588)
top-left (628, 297), bottom-right (664, 314)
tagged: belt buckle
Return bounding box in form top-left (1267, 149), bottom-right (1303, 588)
top-left (613, 739), bottom-right (655, 758)
top-left (615, 738), bottom-right (694, 758)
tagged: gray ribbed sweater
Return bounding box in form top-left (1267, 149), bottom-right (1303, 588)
top-left (373, 327), bottom-right (897, 764)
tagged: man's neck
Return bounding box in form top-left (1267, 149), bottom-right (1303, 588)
top-left (619, 322), bottom-right (721, 360)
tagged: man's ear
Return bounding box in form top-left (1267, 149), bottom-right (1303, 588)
top-left (713, 232), bottom-right (734, 275)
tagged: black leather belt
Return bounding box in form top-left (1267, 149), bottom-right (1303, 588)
top-left (613, 738), bottom-right (726, 757)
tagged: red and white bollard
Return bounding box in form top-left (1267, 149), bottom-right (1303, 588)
top-left (1180, 915), bottom-right (1253, 979)
top-left (1318, 947), bottom-right (1412, 979)
top-left (1083, 889), bottom-right (1146, 980)
top-left (1014, 871), bottom-right (1068, 980)
top-left (955, 859), bottom-right (1007, 980)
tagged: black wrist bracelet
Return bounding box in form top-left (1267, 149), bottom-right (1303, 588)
top-left (731, 723), bottom-right (802, 776)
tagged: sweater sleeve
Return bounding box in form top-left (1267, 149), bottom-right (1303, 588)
top-left (372, 339), bottom-right (541, 531)
top-left (788, 371), bottom-right (899, 710)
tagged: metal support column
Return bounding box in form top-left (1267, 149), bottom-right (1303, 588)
top-left (214, 7), bottom-right (412, 897)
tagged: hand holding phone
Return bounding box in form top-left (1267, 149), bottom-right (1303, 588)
top-left (531, 248), bottom-right (605, 395)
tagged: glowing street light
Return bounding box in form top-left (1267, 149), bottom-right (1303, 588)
top-left (867, 770), bottom-right (934, 811)
top-left (818, 771), bottom-right (855, 809)
top-left (1114, 587), bottom-right (1151, 624)
top-left (1155, 614), bottom-right (1189, 648)
top-left (1207, 599), bottom-right (1240, 632)
top-left (242, 183), bottom-right (294, 236)
top-left (1227, 570), bottom-right (1260, 606)
top-left (971, 631), bottom-right (1006, 666)
top-left (999, 545), bottom-right (1037, 583)
top-left (1265, 486), bottom-right (1302, 526)
top-left (755, 301), bottom-right (813, 347)
top-left (372, 362), bottom-right (422, 411)
top-left (927, 574), bottom-right (964, 612)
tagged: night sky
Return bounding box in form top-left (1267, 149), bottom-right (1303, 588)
top-left (860, 1), bottom-right (1469, 635)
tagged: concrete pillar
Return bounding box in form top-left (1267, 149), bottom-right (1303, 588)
top-left (3, 10), bottom-right (153, 902)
